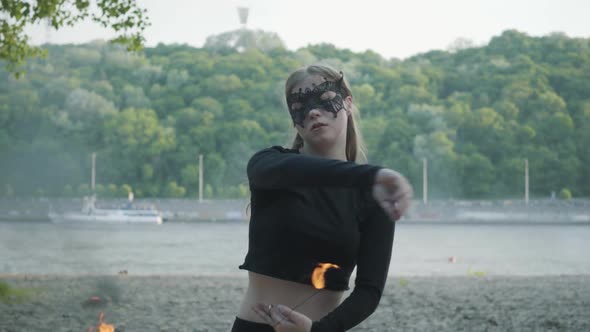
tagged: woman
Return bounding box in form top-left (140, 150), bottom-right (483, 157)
top-left (231, 64), bottom-right (413, 331)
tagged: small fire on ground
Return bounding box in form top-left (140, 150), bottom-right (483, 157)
top-left (87, 312), bottom-right (114, 332)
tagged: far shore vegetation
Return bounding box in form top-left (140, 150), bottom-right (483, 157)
top-left (1, 30), bottom-right (589, 200)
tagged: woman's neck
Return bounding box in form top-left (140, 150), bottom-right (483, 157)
top-left (300, 141), bottom-right (347, 161)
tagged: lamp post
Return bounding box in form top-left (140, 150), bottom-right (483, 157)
top-left (91, 152), bottom-right (96, 192)
top-left (524, 159), bottom-right (529, 205)
top-left (423, 158), bottom-right (428, 205)
top-left (199, 154), bottom-right (203, 203)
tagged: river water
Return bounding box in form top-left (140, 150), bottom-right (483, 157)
top-left (1, 220), bottom-right (589, 276)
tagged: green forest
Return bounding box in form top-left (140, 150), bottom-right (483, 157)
top-left (1, 29), bottom-right (589, 199)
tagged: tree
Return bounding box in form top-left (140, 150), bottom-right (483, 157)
top-left (102, 108), bottom-right (176, 187)
top-left (457, 153), bottom-right (495, 197)
top-left (204, 29), bottom-right (286, 53)
top-left (447, 37), bottom-right (477, 53)
top-left (1, 29), bottom-right (589, 198)
top-left (413, 131), bottom-right (459, 198)
top-left (0, 0), bottom-right (149, 75)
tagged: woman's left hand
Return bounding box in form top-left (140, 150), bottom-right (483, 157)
top-left (253, 303), bottom-right (312, 332)
top-left (373, 168), bottom-right (413, 221)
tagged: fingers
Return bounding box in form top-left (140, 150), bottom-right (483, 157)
top-left (279, 304), bottom-right (313, 331)
top-left (374, 169), bottom-right (413, 221)
top-left (251, 303), bottom-right (274, 325)
top-left (375, 186), bottom-right (411, 214)
top-left (251, 303), bottom-right (294, 328)
top-left (269, 305), bottom-right (292, 327)
top-left (392, 190), bottom-right (412, 216)
top-left (276, 304), bottom-right (297, 321)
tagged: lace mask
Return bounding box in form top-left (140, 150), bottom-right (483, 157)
top-left (286, 73), bottom-right (350, 128)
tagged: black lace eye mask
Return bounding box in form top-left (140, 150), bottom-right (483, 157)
top-left (286, 74), bottom-right (350, 128)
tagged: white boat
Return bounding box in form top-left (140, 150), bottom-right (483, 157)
top-left (49, 196), bottom-right (163, 224)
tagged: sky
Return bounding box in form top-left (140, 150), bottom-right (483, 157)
top-left (26, 0), bottom-right (590, 60)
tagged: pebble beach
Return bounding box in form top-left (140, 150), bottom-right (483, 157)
top-left (1, 275), bottom-right (589, 332)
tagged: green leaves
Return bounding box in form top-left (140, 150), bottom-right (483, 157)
top-left (0, 0), bottom-right (149, 75)
top-left (1, 30), bottom-right (589, 197)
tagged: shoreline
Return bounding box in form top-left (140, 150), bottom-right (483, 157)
top-left (2, 275), bottom-right (589, 331)
top-left (2, 197), bottom-right (590, 225)
top-left (2, 218), bottom-right (590, 225)
top-left (2, 272), bottom-right (590, 278)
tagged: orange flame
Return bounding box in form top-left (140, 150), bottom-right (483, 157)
top-left (88, 312), bottom-right (115, 332)
top-left (311, 263), bottom-right (340, 289)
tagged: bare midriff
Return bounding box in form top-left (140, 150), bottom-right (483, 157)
top-left (237, 271), bottom-right (345, 322)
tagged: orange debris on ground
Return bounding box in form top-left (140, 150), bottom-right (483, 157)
top-left (88, 312), bottom-right (115, 332)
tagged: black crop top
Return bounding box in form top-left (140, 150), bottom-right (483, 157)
top-left (238, 146), bottom-right (396, 331)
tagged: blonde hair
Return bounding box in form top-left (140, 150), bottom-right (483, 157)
top-left (285, 64), bottom-right (367, 163)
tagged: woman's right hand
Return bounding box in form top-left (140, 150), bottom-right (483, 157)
top-left (372, 168), bottom-right (413, 221)
top-left (253, 303), bottom-right (312, 332)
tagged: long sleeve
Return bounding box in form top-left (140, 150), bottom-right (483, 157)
top-left (311, 195), bottom-right (395, 332)
top-left (247, 146), bottom-right (381, 190)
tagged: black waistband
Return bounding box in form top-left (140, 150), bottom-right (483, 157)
top-left (231, 317), bottom-right (274, 332)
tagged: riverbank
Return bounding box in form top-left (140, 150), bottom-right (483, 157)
top-left (1, 275), bottom-right (588, 331)
top-left (2, 197), bottom-right (590, 224)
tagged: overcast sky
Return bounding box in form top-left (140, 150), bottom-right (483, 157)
top-left (25, 0), bottom-right (590, 59)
